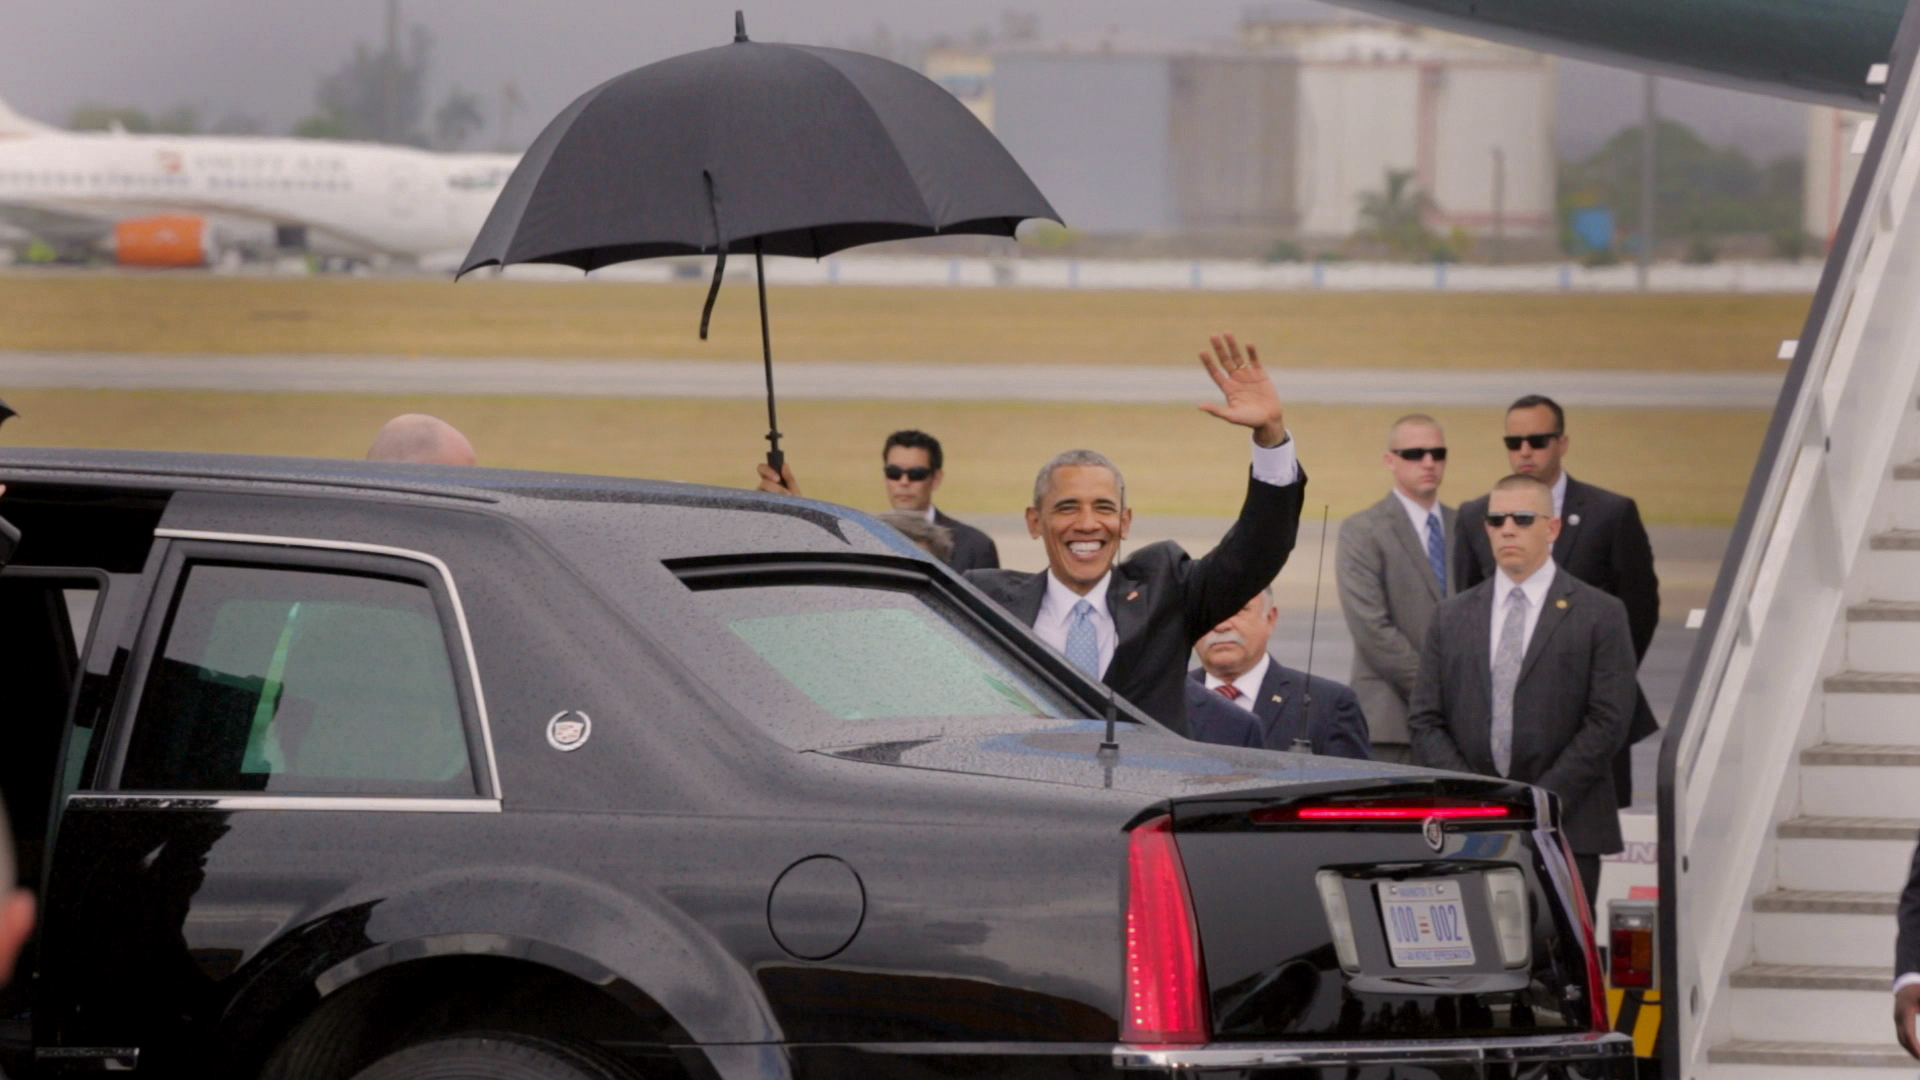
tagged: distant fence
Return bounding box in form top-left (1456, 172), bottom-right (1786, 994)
top-left (492, 255), bottom-right (1824, 293)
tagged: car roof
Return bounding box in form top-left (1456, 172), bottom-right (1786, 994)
top-left (0, 446), bottom-right (919, 563)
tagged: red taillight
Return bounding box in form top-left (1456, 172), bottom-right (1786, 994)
top-left (1252, 799), bottom-right (1519, 825)
top-left (1609, 900), bottom-right (1658, 990)
top-left (1123, 814), bottom-right (1210, 1046)
top-left (1558, 833), bottom-right (1609, 1031)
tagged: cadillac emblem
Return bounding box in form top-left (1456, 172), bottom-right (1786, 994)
top-left (546, 710), bottom-right (592, 752)
top-left (1422, 815), bottom-right (1446, 853)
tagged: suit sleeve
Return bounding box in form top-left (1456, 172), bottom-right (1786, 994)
top-left (1336, 519), bottom-right (1422, 697)
top-left (1537, 595), bottom-right (1637, 797)
top-left (1178, 468), bottom-right (1307, 644)
top-left (1897, 838), bottom-right (1920, 977)
top-left (978, 533), bottom-right (1001, 570)
top-left (1324, 686), bottom-right (1374, 760)
top-left (1612, 498), bottom-right (1660, 660)
top-left (1407, 615), bottom-right (1473, 772)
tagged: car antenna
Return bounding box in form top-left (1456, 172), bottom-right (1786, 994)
top-left (1099, 684), bottom-right (1121, 755)
top-left (1295, 504), bottom-right (1331, 752)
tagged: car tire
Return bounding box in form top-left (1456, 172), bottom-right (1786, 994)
top-left (347, 1032), bottom-right (633, 1080)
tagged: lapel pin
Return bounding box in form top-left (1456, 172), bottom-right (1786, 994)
top-left (1568, 513), bottom-right (1581, 526)
top-left (1556, 598), bottom-right (1568, 609)
top-left (1271, 695), bottom-right (1284, 705)
top-left (1126, 590), bottom-right (1139, 601)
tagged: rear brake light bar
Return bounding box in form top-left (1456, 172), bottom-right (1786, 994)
top-left (1122, 814), bottom-right (1210, 1046)
top-left (1252, 800), bottom-right (1523, 825)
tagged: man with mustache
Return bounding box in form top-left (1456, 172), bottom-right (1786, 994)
top-left (1187, 587), bottom-right (1371, 757)
top-left (758, 333), bottom-right (1306, 735)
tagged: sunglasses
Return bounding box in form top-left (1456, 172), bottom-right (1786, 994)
top-left (1392, 446), bottom-right (1447, 462)
top-left (1485, 512), bottom-right (1540, 528)
top-left (884, 465), bottom-right (934, 482)
top-left (1503, 433), bottom-right (1561, 451)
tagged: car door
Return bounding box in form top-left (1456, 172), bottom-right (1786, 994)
top-left (34, 535), bottom-right (499, 1073)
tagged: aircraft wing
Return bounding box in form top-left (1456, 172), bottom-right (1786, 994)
top-left (0, 201), bottom-right (114, 243)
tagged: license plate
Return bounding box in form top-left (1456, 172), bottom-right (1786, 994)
top-left (1378, 879), bottom-right (1476, 967)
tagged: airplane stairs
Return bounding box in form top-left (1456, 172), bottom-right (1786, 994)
top-left (1664, 5), bottom-right (1920, 1077)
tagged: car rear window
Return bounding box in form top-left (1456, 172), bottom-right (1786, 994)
top-left (692, 582), bottom-right (1081, 726)
top-left (120, 563), bottom-right (476, 796)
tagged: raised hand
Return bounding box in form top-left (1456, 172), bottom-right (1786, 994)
top-left (1197, 332), bottom-right (1288, 448)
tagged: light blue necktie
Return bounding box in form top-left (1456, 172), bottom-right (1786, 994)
top-left (1064, 598), bottom-right (1101, 678)
top-left (1425, 512), bottom-right (1447, 594)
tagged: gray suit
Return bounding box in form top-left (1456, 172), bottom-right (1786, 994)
top-left (1336, 493), bottom-right (1456, 753)
top-left (1407, 568), bottom-right (1637, 855)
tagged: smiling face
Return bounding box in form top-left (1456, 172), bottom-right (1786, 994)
top-left (883, 445), bottom-right (942, 513)
top-left (1486, 483), bottom-right (1560, 581)
top-left (1386, 419), bottom-right (1447, 503)
top-left (1194, 591), bottom-right (1278, 680)
top-left (1026, 464), bottom-right (1131, 595)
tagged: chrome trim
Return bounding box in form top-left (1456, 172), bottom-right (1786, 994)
top-left (1112, 1032), bottom-right (1633, 1070)
top-left (151, 528), bottom-right (504, 800)
top-left (69, 793), bottom-right (501, 813)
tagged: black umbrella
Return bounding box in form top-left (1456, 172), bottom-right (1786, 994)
top-left (459, 12), bottom-right (1060, 468)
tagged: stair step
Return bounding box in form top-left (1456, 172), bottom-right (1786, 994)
top-left (1870, 529), bottom-right (1920, 550)
top-left (1824, 694), bottom-right (1920, 745)
top-left (1849, 599), bottom-right (1920, 620)
top-left (1803, 743), bottom-right (1920, 766)
top-left (1779, 815), bottom-right (1920, 840)
top-left (1709, 1039), bottom-right (1911, 1069)
top-left (1753, 889), bottom-right (1899, 915)
top-left (1825, 671), bottom-right (1920, 694)
top-left (1729, 963), bottom-right (1893, 990)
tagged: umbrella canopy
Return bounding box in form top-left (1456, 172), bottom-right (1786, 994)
top-left (458, 14), bottom-right (1058, 469)
top-left (459, 14), bottom-right (1059, 276)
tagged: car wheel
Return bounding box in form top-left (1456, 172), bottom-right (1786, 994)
top-left (347, 1032), bottom-right (633, 1080)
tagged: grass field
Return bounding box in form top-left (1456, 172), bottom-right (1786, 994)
top-left (0, 390), bottom-right (1768, 526)
top-left (0, 274), bottom-right (1808, 372)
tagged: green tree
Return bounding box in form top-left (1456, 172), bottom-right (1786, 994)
top-left (68, 103), bottom-right (199, 134)
top-left (292, 24), bottom-right (433, 144)
top-left (1558, 119), bottom-right (1803, 250)
top-left (1356, 169), bottom-right (1441, 260)
top-left (433, 86), bottom-right (485, 150)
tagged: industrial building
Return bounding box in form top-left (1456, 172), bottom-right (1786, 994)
top-left (1804, 104), bottom-right (1868, 249)
top-left (977, 23), bottom-right (1556, 245)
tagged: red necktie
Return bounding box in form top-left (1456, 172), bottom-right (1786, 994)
top-left (1214, 684), bottom-right (1242, 701)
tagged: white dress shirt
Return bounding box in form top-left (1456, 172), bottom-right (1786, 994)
top-left (921, 505), bottom-right (939, 525)
top-left (1203, 652), bottom-right (1270, 713)
top-left (1490, 558), bottom-right (1557, 664)
top-left (1390, 486), bottom-right (1444, 551)
top-left (1250, 436), bottom-right (1302, 488)
top-left (1034, 569), bottom-right (1118, 677)
top-left (1550, 471), bottom-right (1569, 519)
top-left (1895, 972), bottom-right (1920, 994)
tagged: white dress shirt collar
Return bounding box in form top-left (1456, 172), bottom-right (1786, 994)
top-left (1550, 471), bottom-right (1569, 519)
top-left (922, 505), bottom-right (939, 525)
top-left (1390, 486), bottom-right (1442, 544)
top-left (1203, 652), bottom-right (1270, 712)
top-left (1034, 569), bottom-right (1118, 678)
top-left (1490, 558), bottom-right (1556, 661)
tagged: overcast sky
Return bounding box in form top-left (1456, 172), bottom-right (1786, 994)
top-left (2, 0), bottom-right (1810, 161)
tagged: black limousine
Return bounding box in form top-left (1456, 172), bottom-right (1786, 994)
top-left (0, 450), bottom-right (1630, 1079)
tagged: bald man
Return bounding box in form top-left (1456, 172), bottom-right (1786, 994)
top-left (366, 414), bottom-right (476, 466)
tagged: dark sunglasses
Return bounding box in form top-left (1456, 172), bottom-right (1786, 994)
top-left (884, 465), bottom-right (934, 482)
top-left (1503, 433), bottom-right (1561, 451)
top-left (1485, 511), bottom-right (1540, 528)
top-left (1392, 446), bottom-right (1447, 462)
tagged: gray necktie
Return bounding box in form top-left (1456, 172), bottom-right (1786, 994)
top-left (1490, 587), bottom-right (1529, 777)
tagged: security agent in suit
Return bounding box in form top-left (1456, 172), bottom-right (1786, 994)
top-left (1895, 841), bottom-right (1920, 1057)
top-left (1186, 587), bottom-right (1372, 758)
top-left (762, 334), bottom-right (1306, 736)
top-left (1410, 474), bottom-right (1638, 906)
top-left (881, 430), bottom-right (1000, 573)
top-left (1454, 396), bottom-right (1659, 810)
top-left (1336, 413), bottom-right (1455, 764)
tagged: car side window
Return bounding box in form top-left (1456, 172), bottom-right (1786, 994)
top-left (120, 561), bottom-right (476, 796)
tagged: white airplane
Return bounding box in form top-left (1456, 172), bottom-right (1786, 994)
top-left (0, 94), bottom-right (517, 267)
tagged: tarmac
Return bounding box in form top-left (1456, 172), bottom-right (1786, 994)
top-left (0, 352), bottom-right (1782, 409)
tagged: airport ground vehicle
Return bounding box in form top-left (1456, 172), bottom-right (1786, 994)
top-left (0, 450), bottom-right (1632, 1079)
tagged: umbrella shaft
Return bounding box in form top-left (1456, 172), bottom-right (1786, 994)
top-left (756, 242), bottom-right (783, 471)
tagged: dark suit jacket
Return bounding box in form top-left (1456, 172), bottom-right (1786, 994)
top-left (966, 469), bottom-right (1306, 736)
top-left (934, 509), bottom-right (1000, 573)
top-left (1407, 569), bottom-right (1637, 854)
top-left (1456, 477), bottom-right (1660, 807)
top-left (1897, 838), bottom-right (1920, 978)
top-left (1182, 684), bottom-right (1263, 747)
top-left (1187, 662), bottom-right (1371, 759)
